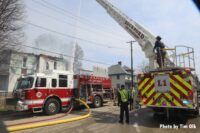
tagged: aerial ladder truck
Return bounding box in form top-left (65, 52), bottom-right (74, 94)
top-left (96, 0), bottom-right (199, 117)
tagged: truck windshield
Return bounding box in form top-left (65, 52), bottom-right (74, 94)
top-left (15, 77), bottom-right (34, 90)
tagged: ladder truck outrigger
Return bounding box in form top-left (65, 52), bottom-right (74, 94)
top-left (96, 0), bottom-right (200, 118)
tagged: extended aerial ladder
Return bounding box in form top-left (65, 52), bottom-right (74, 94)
top-left (96, 0), bottom-right (173, 69)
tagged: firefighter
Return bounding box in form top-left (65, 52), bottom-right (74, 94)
top-left (153, 36), bottom-right (166, 68)
top-left (118, 85), bottom-right (129, 124)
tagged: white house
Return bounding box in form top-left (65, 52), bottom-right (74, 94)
top-left (108, 61), bottom-right (137, 89)
top-left (0, 50), bottom-right (69, 92)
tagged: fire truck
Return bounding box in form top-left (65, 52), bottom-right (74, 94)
top-left (96, 0), bottom-right (200, 117)
top-left (74, 74), bottom-right (112, 107)
top-left (9, 70), bottom-right (112, 115)
top-left (137, 46), bottom-right (200, 117)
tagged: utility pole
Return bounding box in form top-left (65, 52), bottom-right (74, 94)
top-left (127, 40), bottom-right (136, 88)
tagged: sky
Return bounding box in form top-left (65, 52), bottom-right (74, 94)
top-left (23, 0), bottom-right (200, 75)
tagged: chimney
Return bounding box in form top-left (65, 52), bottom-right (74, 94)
top-left (118, 61), bottom-right (122, 65)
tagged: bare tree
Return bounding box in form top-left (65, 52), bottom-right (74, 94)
top-left (0, 0), bottom-right (24, 52)
top-left (73, 43), bottom-right (84, 74)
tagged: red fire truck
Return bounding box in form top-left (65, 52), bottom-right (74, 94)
top-left (74, 75), bottom-right (112, 107)
top-left (9, 70), bottom-right (112, 115)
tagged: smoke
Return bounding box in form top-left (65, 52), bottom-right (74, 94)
top-left (73, 43), bottom-right (84, 74)
top-left (32, 33), bottom-right (79, 71)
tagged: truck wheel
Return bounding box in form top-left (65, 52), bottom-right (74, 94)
top-left (93, 96), bottom-right (102, 108)
top-left (194, 95), bottom-right (200, 117)
top-left (44, 98), bottom-right (60, 115)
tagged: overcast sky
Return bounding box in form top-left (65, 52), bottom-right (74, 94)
top-left (24, 0), bottom-right (200, 75)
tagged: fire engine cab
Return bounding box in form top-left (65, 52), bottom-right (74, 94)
top-left (10, 70), bottom-right (112, 115)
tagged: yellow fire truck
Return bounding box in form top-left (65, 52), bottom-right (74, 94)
top-left (138, 46), bottom-right (199, 117)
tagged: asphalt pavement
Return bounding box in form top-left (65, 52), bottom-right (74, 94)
top-left (0, 102), bottom-right (199, 133)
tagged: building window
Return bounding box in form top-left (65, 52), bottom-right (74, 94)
top-left (46, 61), bottom-right (49, 70)
top-left (117, 75), bottom-right (120, 80)
top-left (22, 57), bottom-right (27, 68)
top-left (54, 61), bottom-right (57, 70)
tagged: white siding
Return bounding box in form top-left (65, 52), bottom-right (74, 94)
top-left (38, 56), bottom-right (67, 73)
top-left (110, 75), bottom-right (126, 89)
top-left (0, 51), bottom-right (69, 92)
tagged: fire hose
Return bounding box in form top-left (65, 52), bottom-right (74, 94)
top-left (7, 101), bottom-right (74, 127)
top-left (7, 99), bottom-right (91, 132)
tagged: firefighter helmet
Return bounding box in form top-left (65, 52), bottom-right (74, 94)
top-left (156, 36), bottom-right (162, 40)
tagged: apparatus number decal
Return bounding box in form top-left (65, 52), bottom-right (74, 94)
top-left (155, 75), bottom-right (170, 93)
top-left (157, 79), bottom-right (167, 87)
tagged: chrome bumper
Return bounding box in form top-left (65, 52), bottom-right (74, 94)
top-left (16, 100), bottom-right (29, 111)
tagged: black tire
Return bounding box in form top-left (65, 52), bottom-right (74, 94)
top-left (93, 96), bottom-right (102, 108)
top-left (152, 107), bottom-right (165, 114)
top-left (44, 98), bottom-right (60, 115)
top-left (194, 95), bottom-right (200, 117)
top-left (194, 106), bottom-right (199, 117)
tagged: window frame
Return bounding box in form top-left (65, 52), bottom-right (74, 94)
top-left (51, 78), bottom-right (57, 88)
top-left (22, 57), bottom-right (27, 68)
top-left (117, 75), bottom-right (120, 80)
top-left (46, 61), bottom-right (49, 70)
top-left (54, 61), bottom-right (57, 70)
top-left (58, 75), bottom-right (68, 87)
top-left (35, 77), bottom-right (47, 87)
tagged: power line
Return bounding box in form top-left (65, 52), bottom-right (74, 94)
top-left (1, 45), bottom-right (112, 66)
top-left (25, 21), bottom-right (128, 50)
top-left (28, 7), bottom-right (128, 43)
top-left (41, 0), bottom-right (127, 37)
top-left (9, 43), bottom-right (112, 66)
top-left (32, 0), bottom-right (128, 38)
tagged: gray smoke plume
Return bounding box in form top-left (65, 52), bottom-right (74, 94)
top-left (33, 33), bottom-right (84, 72)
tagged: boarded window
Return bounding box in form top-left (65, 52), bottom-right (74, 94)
top-left (22, 57), bottom-right (27, 67)
top-left (46, 62), bottom-right (49, 70)
top-left (54, 62), bottom-right (57, 70)
top-left (117, 75), bottom-right (120, 80)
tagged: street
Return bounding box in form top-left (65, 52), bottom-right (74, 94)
top-left (0, 102), bottom-right (199, 133)
top-left (0, 0), bottom-right (200, 133)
